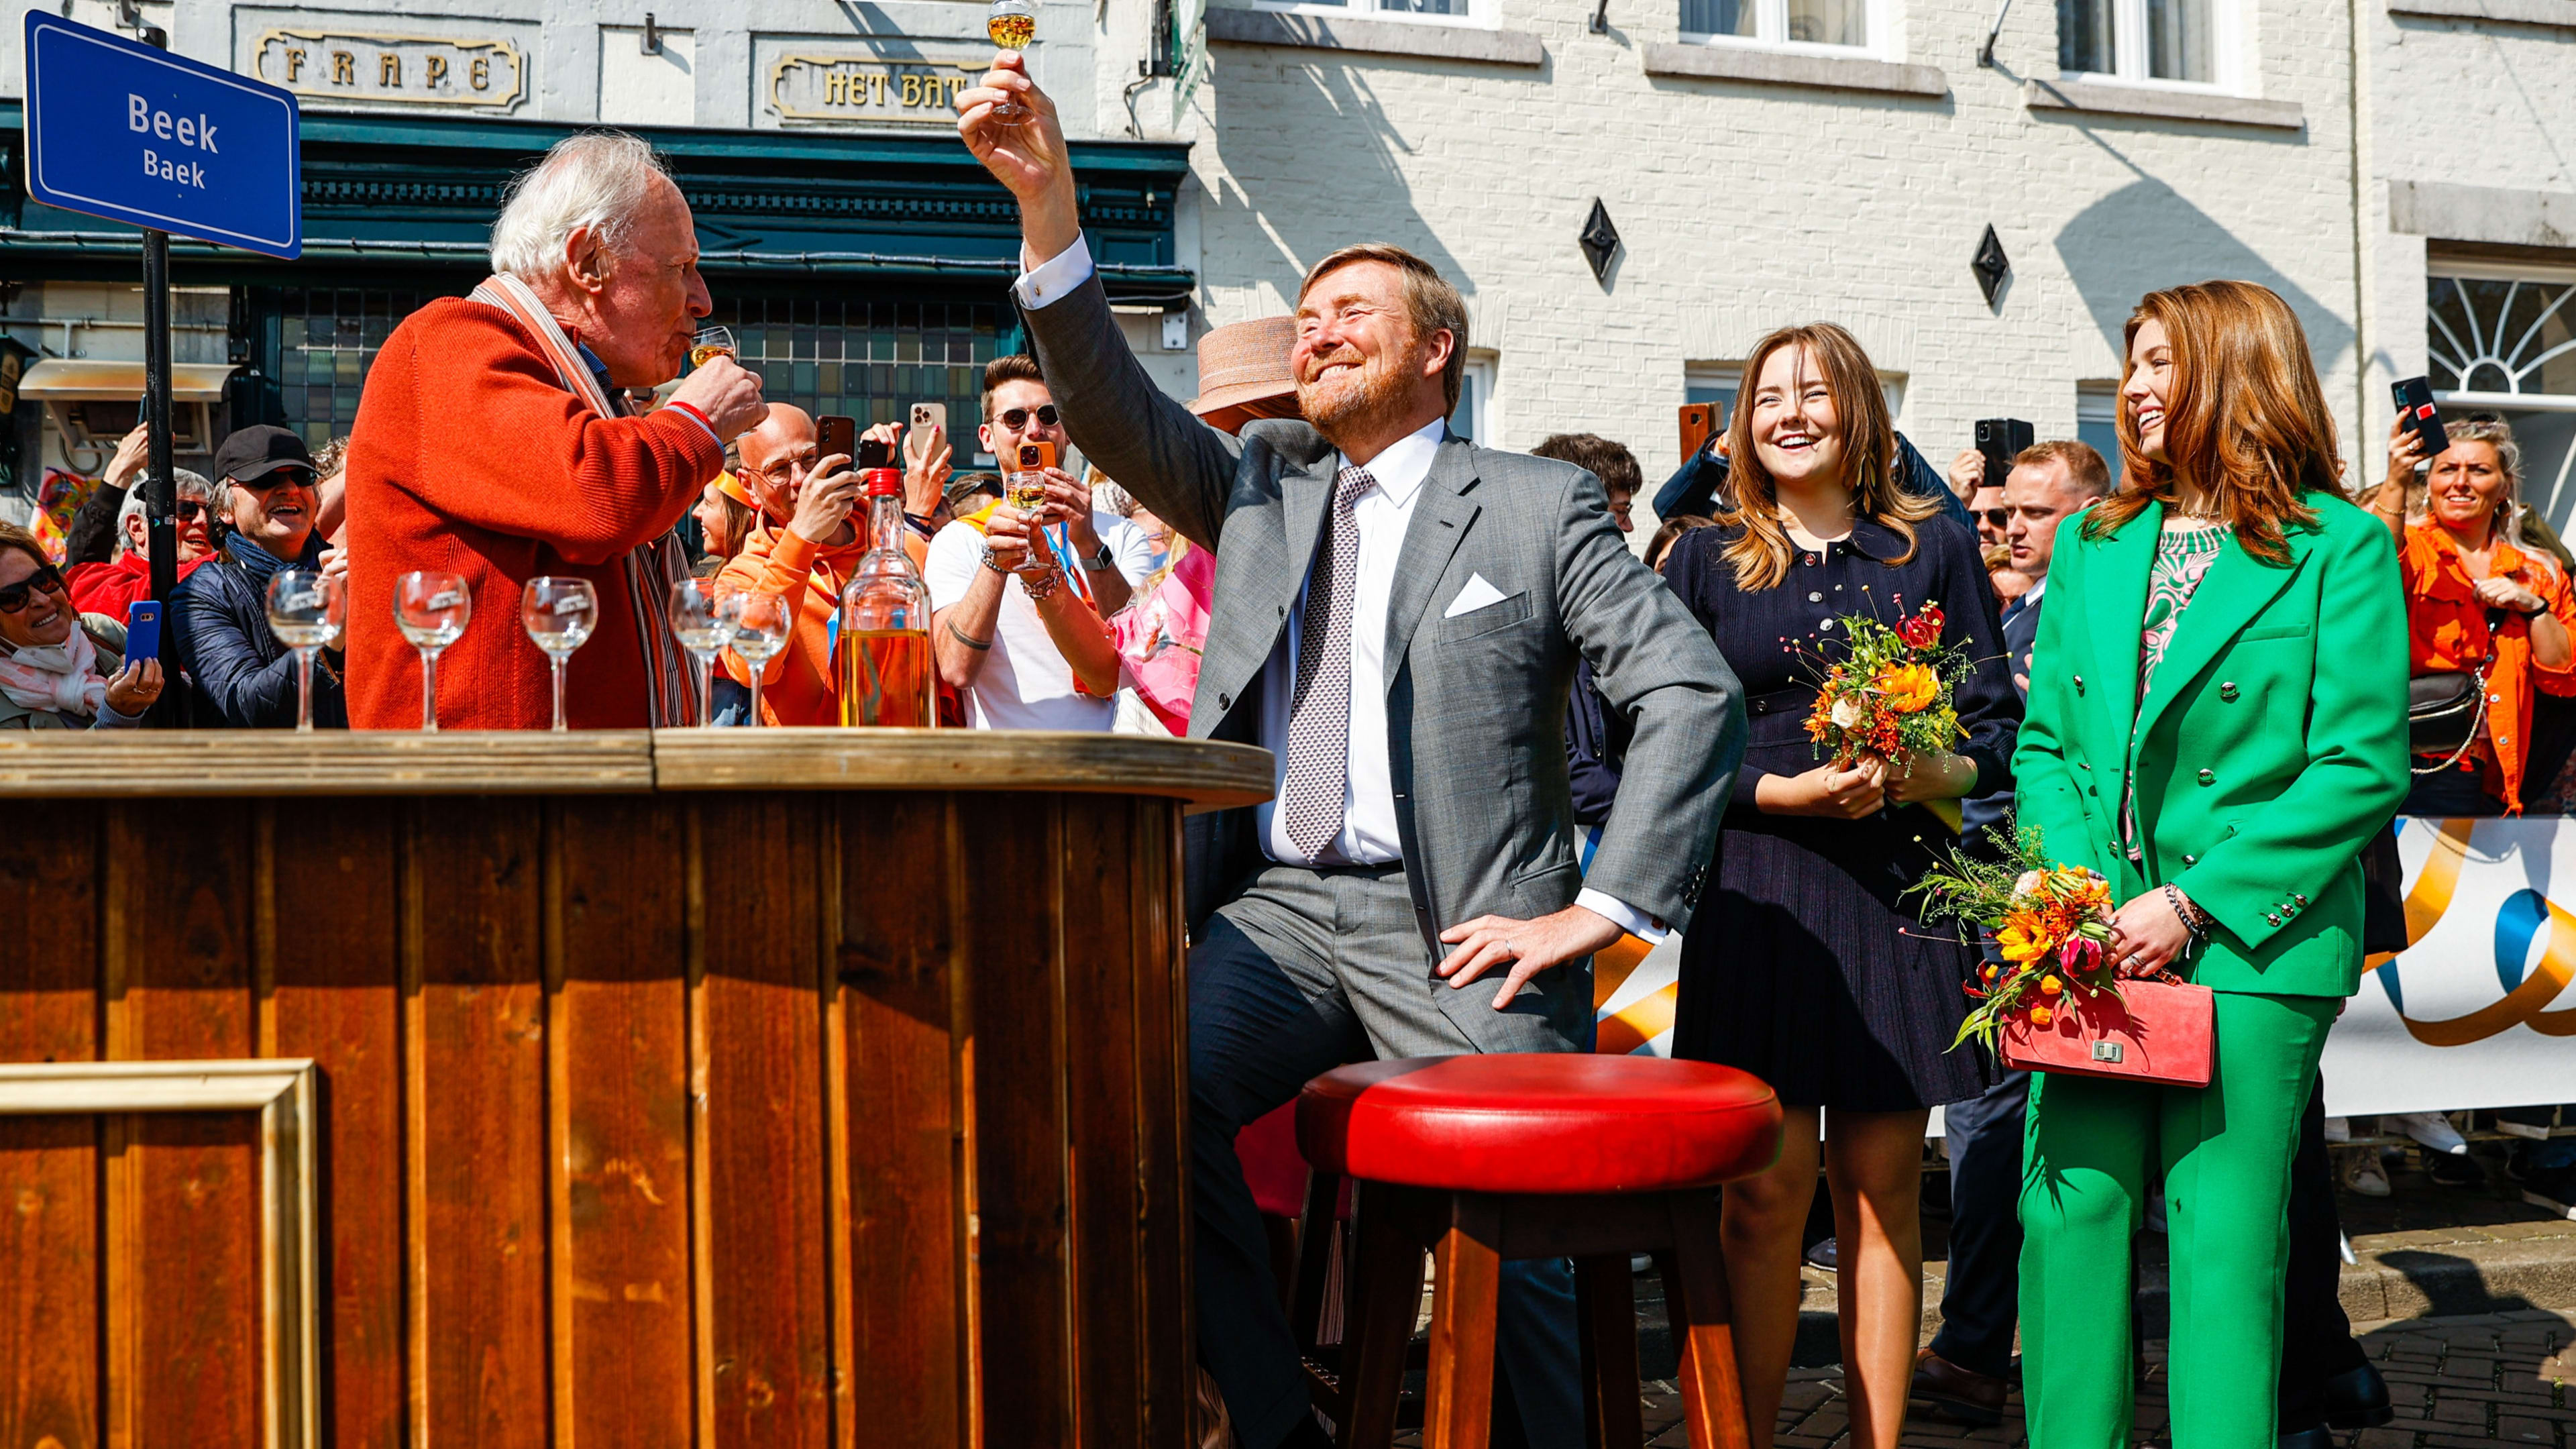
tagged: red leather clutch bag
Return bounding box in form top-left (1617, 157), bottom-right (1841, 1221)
top-left (1997, 975), bottom-right (2215, 1088)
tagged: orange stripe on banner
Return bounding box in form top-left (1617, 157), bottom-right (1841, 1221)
top-left (1593, 934), bottom-right (1654, 1010)
top-left (2364, 818), bottom-right (2576, 1045)
top-left (1596, 983), bottom-right (1678, 1057)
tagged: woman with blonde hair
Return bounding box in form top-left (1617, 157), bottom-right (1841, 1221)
top-left (1662, 322), bottom-right (2020, 1449)
top-left (2014, 280), bottom-right (2408, 1446)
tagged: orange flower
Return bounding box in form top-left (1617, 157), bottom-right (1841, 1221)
top-left (2029, 1004), bottom-right (2054, 1026)
top-left (1874, 663), bottom-right (1940, 714)
top-left (1982, 964), bottom-right (2000, 983)
top-left (1996, 912), bottom-right (2049, 963)
top-left (2039, 974), bottom-right (2063, 996)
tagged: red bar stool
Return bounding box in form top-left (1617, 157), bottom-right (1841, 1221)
top-left (1297, 1055), bottom-right (1782, 1449)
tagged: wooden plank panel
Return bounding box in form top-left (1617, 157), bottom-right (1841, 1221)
top-left (695, 794), bottom-right (832, 1449)
top-left (969, 794), bottom-right (1072, 1448)
top-left (553, 796), bottom-right (692, 1449)
top-left (1128, 799), bottom-right (1193, 1449)
top-left (1059, 797), bottom-right (1142, 1449)
top-left (409, 796), bottom-right (549, 1449)
top-left (0, 802), bottom-right (102, 1449)
top-left (838, 792), bottom-right (965, 1449)
top-left (268, 802), bottom-right (404, 1449)
top-left (109, 802), bottom-right (262, 1448)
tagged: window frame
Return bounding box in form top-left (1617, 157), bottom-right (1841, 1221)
top-left (1450, 352), bottom-right (1497, 444)
top-left (1677, 0), bottom-right (1888, 59)
top-left (1246, 0), bottom-right (1498, 28)
top-left (2426, 260), bottom-right (2576, 414)
top-left (2056, 0), bottom-right (2242, 94)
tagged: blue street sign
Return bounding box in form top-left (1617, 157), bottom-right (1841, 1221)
top-left (22, 12), bottom-right (301, 259)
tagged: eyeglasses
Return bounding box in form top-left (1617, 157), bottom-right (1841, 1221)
top-left (177, 500), bottom-right (207, 523)
top-left (997, 405), bottom-right (1061, 431)
top-left (0, 564), bottom-right (66, 613)
top-left (237, 470), bottom-right (315, 493)
top-left (1980, 508), bottom-right (2010, 529)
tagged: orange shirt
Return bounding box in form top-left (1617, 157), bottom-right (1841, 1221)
top-left (716, 520), bottom-right (929, 727)
top-left (2398, 522), bottom-right (2576, 812)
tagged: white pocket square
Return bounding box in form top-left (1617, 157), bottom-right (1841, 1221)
top-left (1442, 574), bottom-right (1509, 619)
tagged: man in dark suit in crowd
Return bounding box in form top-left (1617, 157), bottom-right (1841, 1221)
top-left (958, 58), bottom-right (1746, 1449)
top-left (1922, 439), bottom-right (2109, 1422)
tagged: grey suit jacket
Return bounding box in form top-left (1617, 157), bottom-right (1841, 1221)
top-left (1025, 276), bottom-right (1746, 958)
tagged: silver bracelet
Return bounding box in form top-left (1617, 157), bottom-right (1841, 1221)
top-left (2162, 882), bottom-right (2210, 938)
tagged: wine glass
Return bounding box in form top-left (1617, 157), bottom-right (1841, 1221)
top-left (987, 0), bottom-right (1037, 119)
top-left (690, 326), bottom-right (736, 371)
top-left (723, 590), bottom-right (792, 729)
top-left (394, 571), bottom-right (471, 732)
top-left (668, 578), bottom-right (729, 729)
top-left (521, 576), bottom-right (598, 733)
top-left (264, 569), bottom-right (345, 734)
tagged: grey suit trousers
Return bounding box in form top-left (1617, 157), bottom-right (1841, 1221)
top-left (1191, 861), bottom-right (1586, 1449)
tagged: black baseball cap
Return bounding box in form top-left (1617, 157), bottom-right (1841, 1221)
top-left (212, 425), bottom-right (317, 486)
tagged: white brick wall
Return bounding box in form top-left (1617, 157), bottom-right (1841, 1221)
top-left (1124, 0), bottom-right (2366, 521)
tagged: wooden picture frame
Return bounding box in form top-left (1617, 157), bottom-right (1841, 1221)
top-left (0, 1059), bottom-right (319, 1449)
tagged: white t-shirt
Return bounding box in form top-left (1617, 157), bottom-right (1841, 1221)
top-left (926, 511), bottom-right (1156, 731)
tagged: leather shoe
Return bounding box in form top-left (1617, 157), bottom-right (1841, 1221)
top-left (2279, 1424), bottom-right (2335, 1449)
top-left (2323, 1361), bottom-right (2395, 1430)
top-left (1911, 1348), bottom-right (2006, 1427)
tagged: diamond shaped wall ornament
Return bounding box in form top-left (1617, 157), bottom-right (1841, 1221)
top-left (1578, 199), bottom-right (1621, 283)
top-left (1972, 224), bottom-right (2011, 307)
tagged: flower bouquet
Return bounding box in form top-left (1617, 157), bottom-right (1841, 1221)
top-left (1804, 601), bottom-right (1969, 769)
top-left (1912, 822), bottom-right (2216, 1087)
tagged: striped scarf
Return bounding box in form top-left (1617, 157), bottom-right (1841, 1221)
top-left (468, 274), bottom-right (698, 726)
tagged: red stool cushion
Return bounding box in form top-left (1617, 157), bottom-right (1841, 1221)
top-left (1296, 1055), bottom-right (1782, 1195)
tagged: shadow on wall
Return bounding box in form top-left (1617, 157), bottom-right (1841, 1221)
top-left (2054, 176), bottom-right (2356, 377)
top-left (1199, 59), bottom-right (1471, 299)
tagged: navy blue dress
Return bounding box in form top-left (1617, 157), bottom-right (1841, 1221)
top-left (1664, 515), bottom-right (2021, 1112)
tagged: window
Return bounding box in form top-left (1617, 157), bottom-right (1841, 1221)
top-left (1448, 354), bottom-right (1497, 443)
top-left (703, 295), bottom-right (1004, 460)
top-left (272, 287), bottom-right (446, 449)
top-left (1684, 362), bottom-right (1739, 431)
top-left (1682, 0), bottom-right (1872, 50)
top-left (2427, 264), bottom-right (2576, 537)
top-left (1254, 0), bottom-right (1489, 23)
top-left (2058, 0), bottom-right (2226, 87)
top-left (2076, 383), bottom-right (2121, 478)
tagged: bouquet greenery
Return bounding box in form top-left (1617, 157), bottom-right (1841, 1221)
top-left (1911, 822), bottom-right (2122, 1053)
top-left (1803, 601), bottom-right (1970, 768)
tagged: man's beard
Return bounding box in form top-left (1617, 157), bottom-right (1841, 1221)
top-left (1297, 347), bottom-right (1418, 448)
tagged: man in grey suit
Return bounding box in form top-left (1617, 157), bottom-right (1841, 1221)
top-left (960, 58), bottom-right (1746, 1449)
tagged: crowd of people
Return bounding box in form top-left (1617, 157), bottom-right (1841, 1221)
top-left (6, 59), bottom-right (2573, 1449)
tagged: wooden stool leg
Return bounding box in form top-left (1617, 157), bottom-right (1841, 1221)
top-left (1659, 1191), bottom-right (1755, 1449)
top-left (1336, 1183), bottom-right (1424, 1449)
top-left (1421, 1206), bottom-right (1501, 1449)
top-left (1291, 1169), bottom-right (1344, 1356)
top-left (1575, 1252), bottom-right (1643, 1449)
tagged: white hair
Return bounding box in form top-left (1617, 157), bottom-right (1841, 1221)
top-left (488, 130), bottom-right (674, 282)
top-left (116, 470), bottom-right (211, 557)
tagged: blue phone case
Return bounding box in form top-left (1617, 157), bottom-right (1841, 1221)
top-left (124, 600), bottom-right (161, 669)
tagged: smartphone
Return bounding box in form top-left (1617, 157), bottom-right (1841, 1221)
top-left (1974, 418), bottom-right (2035, 491)
top-left (855, 436), bottom-right (896, 470)
top-left (816, 414), bottom-right (857, 466)
top-left (123, 599), bottom-right (161, 672)
top-left (910, 401), bottom-right (947, 435)
top-left (1015, 440), bottom-right (1056, 474)
top-left (2392, 377), bottom-right (2447, 461)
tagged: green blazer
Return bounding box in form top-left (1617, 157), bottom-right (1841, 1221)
top-left (2013, 494), bottom-right (2408, 998)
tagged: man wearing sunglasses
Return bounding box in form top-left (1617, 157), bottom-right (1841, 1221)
top-left (168, 425), bottom-right (348, 729)
top-left (65, 467), bottom-right (217, 618)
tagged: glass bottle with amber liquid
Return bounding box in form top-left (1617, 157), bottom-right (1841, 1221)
top-left (839, 468), bottom-right (938, 727)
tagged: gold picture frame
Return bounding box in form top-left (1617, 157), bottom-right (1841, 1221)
top-left (0, 1059), bottom-right (319, 1449)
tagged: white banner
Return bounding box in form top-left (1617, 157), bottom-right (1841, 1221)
top-left (2320, 815), bottom-right (2576, 1118)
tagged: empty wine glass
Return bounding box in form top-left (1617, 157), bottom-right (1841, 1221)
top-left (668, 578), bottom-right (729, 728)
top-left (690, 326), bottom-right (736, 371)
top-left (521, 576), bottom-right (598, 733)
top-left (394, 570), bottom-right (471, 732)
top-left (987, 0), bottom-right (1037, 119)
top-left (264, 568), bottom-right (345, 734)
top-left (724, 590), bottom-right (792, 729)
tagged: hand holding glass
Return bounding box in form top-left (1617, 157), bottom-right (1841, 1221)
top-left (690, 326), bottom-right (737, 371)
top-left (987, 0), bottom-right (1037, 119)
top-left (265, 568), bottom-right (346, 733)
top-left (669, 578), bottom-right (730, 728)
top-left (394, 570), bottom-right (471, 731)
top-left (521, 576), bottom-right (598, 732)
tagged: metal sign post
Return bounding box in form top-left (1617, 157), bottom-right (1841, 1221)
top-left (21, 9), bottom-right (300, 705)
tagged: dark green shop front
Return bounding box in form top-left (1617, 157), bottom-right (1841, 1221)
top-left (0, 103), bottom-right (1192, 468)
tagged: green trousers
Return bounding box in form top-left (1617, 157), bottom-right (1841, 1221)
top-left (2019, 991), bottom-right (2338, 1449)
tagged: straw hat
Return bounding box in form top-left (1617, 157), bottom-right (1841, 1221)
top-left (1188, 315), bottom-right (1299, 417)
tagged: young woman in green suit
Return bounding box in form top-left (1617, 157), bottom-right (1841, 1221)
top-left (2012, 280), bottom-right (2410, 1448)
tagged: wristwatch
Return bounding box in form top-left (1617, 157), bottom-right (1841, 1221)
top-left (1081, 541), bottom-right (1116, 572)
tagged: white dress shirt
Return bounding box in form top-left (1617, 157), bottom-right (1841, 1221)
top-left (1014, 236), bottom-right (1660, 941)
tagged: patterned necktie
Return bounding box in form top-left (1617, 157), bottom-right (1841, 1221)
top-left (1280, 466), bottom-right (1375, 857)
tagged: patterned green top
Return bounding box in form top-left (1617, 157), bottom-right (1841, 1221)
top-left (2123, 521), bottom-right (2226, 853)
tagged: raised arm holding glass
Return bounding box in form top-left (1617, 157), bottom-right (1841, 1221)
top-left (958, 55), bottom-right (1747, 1449)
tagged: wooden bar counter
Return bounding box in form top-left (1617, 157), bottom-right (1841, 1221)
top-left (0, 729), bottom-right (1272, 1449)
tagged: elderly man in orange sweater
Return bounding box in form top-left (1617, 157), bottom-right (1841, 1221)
top-left (342, 129), bottom-right (768, 730)
top-left (718, 407), bottom-right (953, 724)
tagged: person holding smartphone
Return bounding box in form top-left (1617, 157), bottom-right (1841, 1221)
top-left (2013, 281), bottom-right (2408, 1448)
top-left (0, 522), bottom-right (162, 731)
